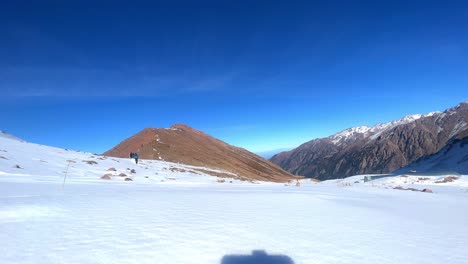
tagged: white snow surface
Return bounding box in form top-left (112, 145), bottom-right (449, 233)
top-left (1, 135), bottom-right (468, 264)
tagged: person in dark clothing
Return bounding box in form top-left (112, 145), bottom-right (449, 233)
top-left (134, 153), bottom-right (139, 164)
top-left (129, 152), bottom-right (133, 158)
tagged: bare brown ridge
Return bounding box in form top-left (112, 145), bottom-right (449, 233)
top-left (104, 124), bottom-right (296, 182)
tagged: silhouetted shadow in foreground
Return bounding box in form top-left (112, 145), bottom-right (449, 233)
top-left (221, 250), bottom-right (294, 264)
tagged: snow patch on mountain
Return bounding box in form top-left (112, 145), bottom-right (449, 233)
top-left (449, 121), bottom-right (468, 138)
top-left (329, 126), bottom-right (372, 144)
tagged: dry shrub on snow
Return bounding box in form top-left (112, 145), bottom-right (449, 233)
top-left (338, 182), bottom-right (352, 187)
top-left (101, 174), bottom-right (112, 180)
top-left (435, 176), bottom-right (459, 183)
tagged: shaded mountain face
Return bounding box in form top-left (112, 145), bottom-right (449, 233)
top-left (395, 129), bottom-right (468, 175)
top-left (271, 102), bottom-right (468, 180)
top-left (104, 124), bottom-right (295, 182)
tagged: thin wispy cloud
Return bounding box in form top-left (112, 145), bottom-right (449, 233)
top-left (183, 70), bottom-right (241, 93)
top-left (0, 65), bottom-right (243, 97)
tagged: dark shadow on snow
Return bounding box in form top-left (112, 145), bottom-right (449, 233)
top-left (221, 250), bottom-right (294, 264)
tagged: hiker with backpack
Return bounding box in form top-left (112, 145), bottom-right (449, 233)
top-left (133, 153), bottom-right (139, 164)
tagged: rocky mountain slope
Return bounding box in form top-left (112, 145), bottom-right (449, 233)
top-left (395, 129), bottom-right (468, 175)
top-left (271, 102), bottom-right (468, 180)
top-left (104, 124), bottom-right (295, 182)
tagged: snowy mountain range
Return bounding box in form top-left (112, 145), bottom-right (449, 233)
top-left (328, 112), bottom-right (440, 145)
top-left (2, 102), bottom-right (468, 183)
top-left (271, 101), bottom-right (468, 180)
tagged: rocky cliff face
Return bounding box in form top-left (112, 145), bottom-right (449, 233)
top-left (271, 102), bottom-right (468, 180)
top-left (104, 124), bottom-right (295, 182)
top-left (395, 129), bottom-right (468, 175)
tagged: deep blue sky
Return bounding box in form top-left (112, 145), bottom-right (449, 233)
top-left (1, 1), bottom-right (467, 153)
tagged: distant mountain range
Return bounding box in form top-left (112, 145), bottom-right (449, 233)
top-left (256, 148), bottom-right (294, 159)
top-left (104, 124), bottom-right (295, 182)
top-left (271, 102), bottom-right (468, 180)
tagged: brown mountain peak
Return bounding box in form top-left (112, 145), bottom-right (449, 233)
top-left (170, 123), bottom-right (193, 130)
top-left (141, 127), bottom-right (157, 132)
top-left (104, 125), bottom-right (295, 182)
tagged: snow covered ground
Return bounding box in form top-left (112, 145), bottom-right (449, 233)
top-left (1, 132), bottom-right (468, 264)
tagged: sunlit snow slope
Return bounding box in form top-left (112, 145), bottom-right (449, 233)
top-left (0, 131), bottom-right (240, 184)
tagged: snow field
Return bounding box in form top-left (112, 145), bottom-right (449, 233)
top-left (1, 180), bottom-right (468, 264)
top-left (1, 132), bottom-right (468, 264)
